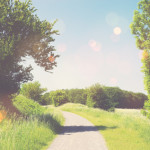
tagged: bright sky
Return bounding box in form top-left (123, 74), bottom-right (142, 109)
top-left (25, 0), bottom-right (146, 94)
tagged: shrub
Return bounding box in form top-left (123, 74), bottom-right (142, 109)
top-left (40, 92), bottom-right (51, 105)
top-left (141, 100), bottom-right (150, 119)
top-left (50, 90), bottom-right (68, 107)
top-left (20, 81), bottom-right (47, 104)
top-left (12, 94), bottom-right (45, 116)
top-left (65, 89), bottom-right (87, 104)
top-left (86, 83), bottom-right (114, 110)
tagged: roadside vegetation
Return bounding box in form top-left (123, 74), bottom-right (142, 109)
top-left (0, 0), bottom-right (63, 148)
top-left (26, 81), bottom-right (147, 111)
top-left (60, 103), bottom-right (150, 150)
top-left (0, 95), bottom-right (64, 150)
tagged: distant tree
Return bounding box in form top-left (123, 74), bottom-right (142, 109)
top-left (136, 92), bottom-right (148, 108)
top-left (66, 89), bottom-right (87, 104)
top-left (0, 0), bottom-right (59, 94)
top-left (104, 86), bottom-right (147, 109)
top-left (86, 83), bottom-right (114, 111)
top-left (20, 81), bottom-right (47, 104)
top-left (130, 0), bottom-right (150, 116)
top-left (103, 86), bottom-right (122, 107)
top-left (50, 90), bottom-right (68, 107)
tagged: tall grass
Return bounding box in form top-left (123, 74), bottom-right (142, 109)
top-left (0, 98), bottom-right (64, 150)
top-left (60, 103), bottom-right (150, 150)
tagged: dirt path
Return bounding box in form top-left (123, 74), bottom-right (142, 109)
top-left (47, 111), bottom-right (108, 150)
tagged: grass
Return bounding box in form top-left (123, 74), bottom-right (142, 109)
top-left (0, 105), bottom-right (64, 150)
top-left (60, 103), bottom-right (150, 150)
top-left (115, 108), bottom-right (142, 117)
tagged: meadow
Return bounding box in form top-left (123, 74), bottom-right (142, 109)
top-left (60, 103), bottom-right (150, 150)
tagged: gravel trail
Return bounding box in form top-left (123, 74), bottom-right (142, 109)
top-left (47, 111), bottom-right (108, 150)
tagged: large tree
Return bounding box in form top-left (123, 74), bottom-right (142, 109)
top-left (130, 0), bottom-right (150, 117)
top-left (0, 0), bottom-right (59, 94)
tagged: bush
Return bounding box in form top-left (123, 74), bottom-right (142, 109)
top-left (20, 81), bottom-right (47, 104)
top-left (86, 84), bottom-right (114, 110)
top-left (12, 94), bottom-right (45, 116)
top-left (50, 90), bottom-right (69, 107)
top-left (141, 100), bottom-right (150, 119)
top-left (40, 92), bottom-right (51, 105)
top-left (65, 89), bottom-right (87, 104)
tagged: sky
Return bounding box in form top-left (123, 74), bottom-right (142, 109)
top-left (24, 0), bottom-right (147, 94)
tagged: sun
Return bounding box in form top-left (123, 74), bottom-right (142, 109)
top-left (113, 27), bottom-right (122, 35)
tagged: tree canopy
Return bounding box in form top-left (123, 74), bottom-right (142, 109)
top-left (20, 81), bottom-right (47, 103)
top-left (130, 0), bottom-right (150, 118)
top-left (0, 0), bottom-right (59, 93)
top-left (130, 0), bottom-right (150, 50)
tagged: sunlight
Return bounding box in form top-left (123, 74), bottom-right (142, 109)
top-left (138, 50), bottom-right (149, 60)
top-left (0, 110), bottom-right (6, 123)
top-left (88, 40), bottom-right (101, 52)
top-left (142, 50), bottom-right (149, 60)
top-left (49, 56), bottom-right (55, 62)
top-left (113, 27), bottom-right (122, 35)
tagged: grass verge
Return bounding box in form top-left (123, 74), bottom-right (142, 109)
top-left (60, 103), bottom-right (150, 150)
top-left (0, 103), bottom-right (64, 150)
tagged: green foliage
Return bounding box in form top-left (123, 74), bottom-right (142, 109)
top-left (104, 86), bottom-right (147, 109)
top-left (50, 90), bottom-right (69, 107)
top-left (86, 95), bottom-right (95, 107)
top-left (0, 106), bottom-right (64, 150)
top-left (103, 86), bottom-right (122, 106)
top-left (20, 81), bottom-right (47, 104)
top-left (41, 92), bottom-right (51, 105)
top-left (0, 0), bottom-right (59, 93)
top-left (65, 89), bottom-right (87, 104)
top-left (130, 0), bottom-right (150, 118)
top-left (12, 94), bottom-right (45, 116)
top-left (142, 100), bottom-right (150, 118)
top-left (86, 83), bottom-right (114, 110)
top-left (50, 85), bottom-right (147, 110)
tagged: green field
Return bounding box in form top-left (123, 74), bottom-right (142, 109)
top-left (60, 103), bottom-right (150, 150)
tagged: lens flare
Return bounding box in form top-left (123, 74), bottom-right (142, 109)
top-left (0, 110), bottom-right (6, 123)
top-left (49, 56), bottom-right (55, 63)
top-left (89, 40), bottom-right (97, 47)
top-left (142, 50), bottom-right (149, 60)
top-left (88, 40), bottom-right (101, 52)
top-left (113, 27), bottom-right (122, 35)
